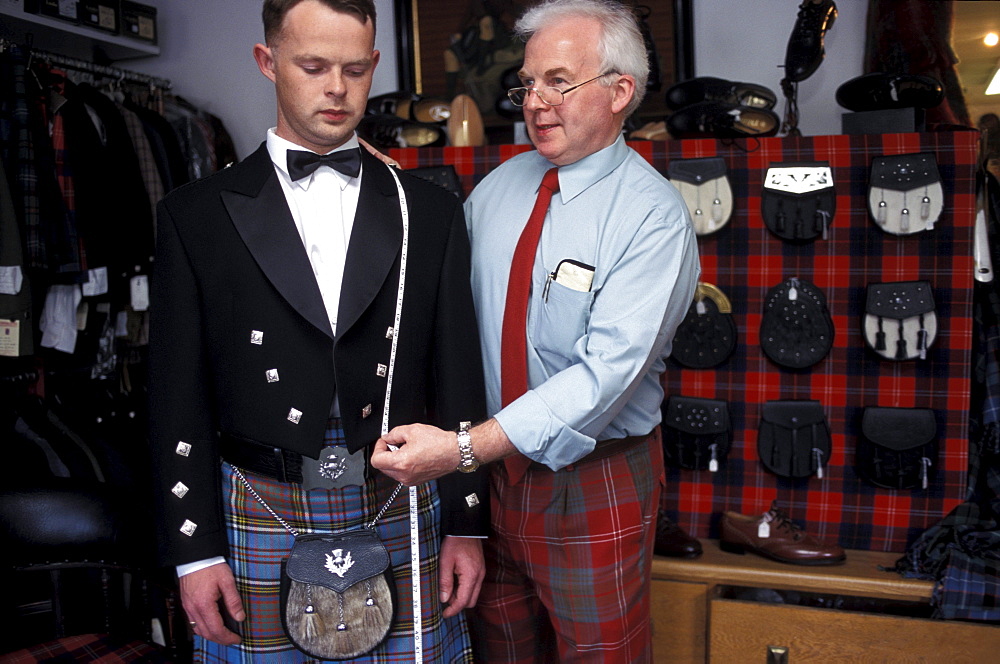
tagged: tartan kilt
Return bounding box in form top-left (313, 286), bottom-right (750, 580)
top-left (194, 426), bottom-right (474, 663)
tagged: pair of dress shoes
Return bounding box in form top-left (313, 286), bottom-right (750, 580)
top-left (719, 501), bottom-right (845, 565)
top-left (366, 91), bottom-right (452, 124)
top-left (835, 72), bottom-right (944, 112)
top-left (664, 77), bottom-right (780, 140)
top-left (360, 93), bottom-right (486, 150)
top-left (362, 91), bottom-right (450, 151)
top-left (357, 114), bottom-right (446, 152)
top-left (666, 101), bottom-right (781, 140)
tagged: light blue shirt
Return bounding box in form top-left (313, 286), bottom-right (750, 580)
top-left (465, 135), bottom-right (701, 470)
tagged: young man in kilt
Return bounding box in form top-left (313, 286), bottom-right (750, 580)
top-left (147, 1), bottom-right (489, 660)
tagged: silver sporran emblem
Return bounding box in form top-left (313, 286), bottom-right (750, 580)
top-left (324, 548), bottom-right (355, 577)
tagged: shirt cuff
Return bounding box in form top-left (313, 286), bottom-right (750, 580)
top-left (177, 556), bottom-right (227, 577)
top-left (496, 391), bottom-right (596, 470)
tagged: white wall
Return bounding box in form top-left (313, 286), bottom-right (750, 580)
top-left (693, 0), bottom-right (867, 137)
top-left (128, 0), bottom-right (399, 160)
top-left (128, 0), bottom-right (868, 159)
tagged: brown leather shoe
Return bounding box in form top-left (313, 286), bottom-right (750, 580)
top-left (719, 501), bottom-right (845, 565)
top-left (654, 512), bottom-right (703, 558)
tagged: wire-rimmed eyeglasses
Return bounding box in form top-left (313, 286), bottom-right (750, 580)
top-left (507, 71), bottom-right (618, 107)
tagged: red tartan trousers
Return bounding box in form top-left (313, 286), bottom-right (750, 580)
top-left (472, 429), bottom-right (663, 663)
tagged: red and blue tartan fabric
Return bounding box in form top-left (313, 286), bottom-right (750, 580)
top-left (391, 130), bottom-right (979, 553)
top-left (0, 634), bottom-right (171, 663)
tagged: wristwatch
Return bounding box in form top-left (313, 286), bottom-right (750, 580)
top-left (456, 421), bottom-right (480, 473)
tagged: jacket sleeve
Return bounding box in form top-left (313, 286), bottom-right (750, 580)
top-left (429, 200), bottom-right (491, 537)
top-left (147, 198), bottom-right (229, 566)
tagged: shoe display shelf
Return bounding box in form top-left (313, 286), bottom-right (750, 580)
top-left (651, 540), bottom-right (1000, 662)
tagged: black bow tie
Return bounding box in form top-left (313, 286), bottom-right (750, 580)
top-left (287, 148), bottom-right (362, 181)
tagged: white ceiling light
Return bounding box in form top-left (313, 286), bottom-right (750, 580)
top-left (986, 32), bottom-right (999, 47)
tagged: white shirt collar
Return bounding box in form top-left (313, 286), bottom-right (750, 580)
top-left (265, 128), bottom-right (361, 191)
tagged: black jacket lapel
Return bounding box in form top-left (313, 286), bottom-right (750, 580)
top-left (336, 151), bottom-right (404, 338)
top-left (221, 144), bottom-right (333, 338)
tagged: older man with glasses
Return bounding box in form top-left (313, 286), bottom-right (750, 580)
top-left (372, 0), bottom-right (700, 660)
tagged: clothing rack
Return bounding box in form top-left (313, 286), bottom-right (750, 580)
top-left (0, 38), bottom-right (171, 90)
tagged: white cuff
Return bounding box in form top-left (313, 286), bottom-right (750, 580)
top-left (176, 556), bottom-right (227, 577)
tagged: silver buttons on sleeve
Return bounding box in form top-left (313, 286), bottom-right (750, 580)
top-left (171, 482), bottom-right (190, 498)
top-left (361, 404), bottom-right (372, 418)
top-left (175, 441), bottom-right (192, 457)
top-left (385, 327), bottom-right (394, 339)
top-left (465, 493), bottom-right (480, 508)
top-left (251, 330), bottom-right (264, 345)
top-left (288, 408), bottom-right (303, 424)
top-left (376, 363), bottom-right (387, 378)
top-left (266, 368), bottom-right (280, 383)
top-left (180, 519), bottom-right (198, 536)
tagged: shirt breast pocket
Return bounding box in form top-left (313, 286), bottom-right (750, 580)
top-left (531, 280), bottom-right (595, 364)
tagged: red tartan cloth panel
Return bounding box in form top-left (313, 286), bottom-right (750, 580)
top-left (391, 130), bottom-right (979, 553)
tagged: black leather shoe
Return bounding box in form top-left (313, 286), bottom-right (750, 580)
top-left (654, 512), bottom-right (703, 558)
top-left (667, 101), bottom-right (780, 139)
top-left (366, 92), bottom-right (451, 124)
top-left (835, 72), bottom-right (944, 112)
top-left (366, 91), bottom-right (416, 117)
top-left (666, 76), bottom-right (777, 111)
top-left (358, 114), bottom-right (446, 151)
top-left (783, 0), bottom-right (838, 83)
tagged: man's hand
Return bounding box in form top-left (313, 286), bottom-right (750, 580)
top-left (438, 536), bottom-right (485, 618)
top-left (179, 562), bottom-right (245, 646)
top-left (370, 423), bottom-right (461, 485)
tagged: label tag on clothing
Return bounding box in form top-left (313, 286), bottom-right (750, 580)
top-left (0, 319), bottom-right (20, 357)
top-left (130, 275), bottom-right (150, 311)
top-left (115, 310), bottom-right (129, 337)
top-left (76, 301), bottom-right (89, 330)
top-left (0, 266), bottom-right (23, 295)
top-left (82, 267), bottom-right (109, 297)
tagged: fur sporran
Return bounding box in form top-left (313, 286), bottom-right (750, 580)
top-left (231, 466), bottom-right (401, 660)
top-left (280, 530), bottom-right (395, 660)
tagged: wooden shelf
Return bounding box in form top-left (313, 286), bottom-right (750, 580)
top-left (0, 1), bottom-right (158, 60)
top-left (650, 539), bottom-right (1000, 663)
top-left (653, 538), bottom-right (932, 602)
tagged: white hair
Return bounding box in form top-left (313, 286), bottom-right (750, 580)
top-left (514, 0), bottom-right (649, 118)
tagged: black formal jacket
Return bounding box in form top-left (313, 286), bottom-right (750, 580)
top-left (148, 144), bottom-right (488, 566)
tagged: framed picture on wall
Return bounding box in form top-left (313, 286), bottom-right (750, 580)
top-left (393, 0), bottom-right (694, 130)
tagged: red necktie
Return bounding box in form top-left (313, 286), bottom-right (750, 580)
top-left (500, 167), bottom-right (559, 483)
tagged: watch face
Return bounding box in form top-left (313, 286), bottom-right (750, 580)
top-left (458, 460), bottom-right (480, 473)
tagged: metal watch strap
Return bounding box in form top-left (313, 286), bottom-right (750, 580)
top-left (456, 420), bottom-right (477, 471)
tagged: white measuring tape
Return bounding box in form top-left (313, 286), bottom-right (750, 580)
top-left (381, 163), bottom-right (423, 662)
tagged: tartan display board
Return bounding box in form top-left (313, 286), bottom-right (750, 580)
top-left (391, 130), bottom-right (980, 553)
